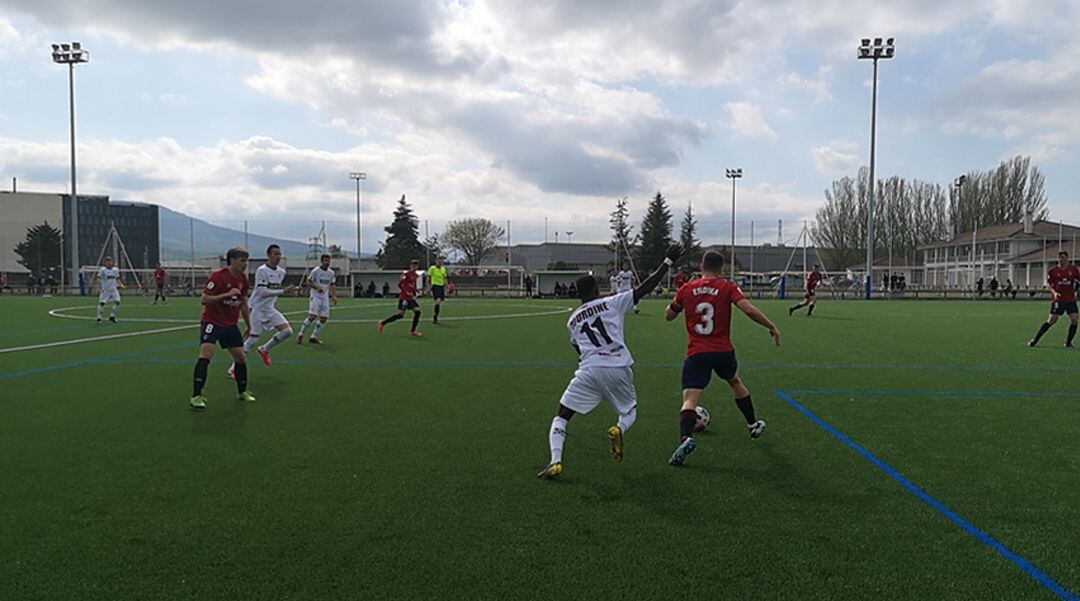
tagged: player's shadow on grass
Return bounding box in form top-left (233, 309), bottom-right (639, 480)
top-left (189, 400), bottom-right (250, 434)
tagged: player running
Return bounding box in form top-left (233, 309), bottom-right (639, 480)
top-left (152, 262), bottom-right (167, 305)
top-left (665, 250), bottom-right (781, 467)
top-left (537, 244), bottom-right (684, 480)
top-left (96, 257), bottom-right (124, 323)
top-left (190, 247), bottom-right (255, 411)
top-left (428, 257), bottom-right (449, 324)
top-left (297, 254), bottom-right (337, 345)
top-left (788, 264), bottom-right (823, 317)
top-left (378, 259), bottom-right (423, 336)
top-left (229, 244), bottom-right (297, 378)
top-left (1028, 251), bottom-right (1080, 348)
top-left (615, 261), bottom-right (640, 313)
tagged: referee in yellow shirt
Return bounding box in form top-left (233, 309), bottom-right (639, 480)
top-left (427, 258), bottom-right (449, 324)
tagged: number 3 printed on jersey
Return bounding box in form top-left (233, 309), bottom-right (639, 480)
top-left (695, 302), bottom-right (715, 335)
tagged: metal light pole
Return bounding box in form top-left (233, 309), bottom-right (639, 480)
top-left (566, 231), bottom-right (574, 244)
top-left (858, 37), bottom-right (895, 300)
top-left (725, 168), bottom-right (742, 277)
top-left (52, 42), bottom-right (89, 292)
top-left (349, 172), bottom-right (366, 263)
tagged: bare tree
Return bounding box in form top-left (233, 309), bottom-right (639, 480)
top-left (443, 218), bottom-right (507, 265)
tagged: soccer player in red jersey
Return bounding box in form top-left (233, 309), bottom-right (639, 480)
top-left (673, 270), bottom-right (688, 292)
top-left (788, 264), bottom-right (823, 317)
top-left (378, 258), bottom-right (423, 336)
top-left (189, 247), bottom-right (255, 411)
top-left (1029, 251), bottom-right (1080, 348)
top-left (664, 250), bottom-right (781, 466)
top-left (152, 262), bottom-right (168, 305)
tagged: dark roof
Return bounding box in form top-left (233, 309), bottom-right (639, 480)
top-left (1007, 242), bottom-right (1080, 264)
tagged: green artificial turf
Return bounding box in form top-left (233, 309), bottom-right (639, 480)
top-left (0, 295), bottom-right (1077, 600)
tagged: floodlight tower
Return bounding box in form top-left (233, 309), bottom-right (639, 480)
top-left (350, 172), bottom-right (366, 260)
top-left (858, 36), bottom-right (895, 299)
top-left (52, 41), bottom-right (90, 290)
top-left (725, 168), bottom-right (742, 277)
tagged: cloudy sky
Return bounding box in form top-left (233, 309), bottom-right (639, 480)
top-left (1, 0), bottom-right (1078, 252)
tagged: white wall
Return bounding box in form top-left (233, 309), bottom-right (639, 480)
top-left (0, 192), bottom-right (64, 274)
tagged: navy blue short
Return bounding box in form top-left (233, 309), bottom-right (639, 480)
top-left (681, 351), bottom-right (738, 390)
top-left (1051, 301), bottom-right (1078, 316)
top-left (398, 298), bottom-right (420, 312)
top-left (199, 322), bottom-right (244, 349)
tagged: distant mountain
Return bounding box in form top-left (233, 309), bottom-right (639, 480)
top-left (158, 207), bottom-right (316, 262)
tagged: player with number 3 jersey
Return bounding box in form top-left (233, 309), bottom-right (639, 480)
top-left (664, 250), bottom-right (781, 467)
top-left (537, 244), bottom-right (684, 480)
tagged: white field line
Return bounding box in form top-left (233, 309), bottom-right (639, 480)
top-left (0, 323), bottom-right (196, 354)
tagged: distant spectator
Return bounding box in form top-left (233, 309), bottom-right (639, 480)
top-left (989, 276), bottom-right (999, 299)
top-left (382, 282), bottom-right (390, 298)
top-left (976, 277), bottom-right (984, 297)
top-left (367, 281), bottom-right (376, 298)
top-left (1003, 278), bottom-right (1015, 299)
top-left (0, 273), bottom-right (6, 294)
top-left (568, 282), bottom-right (578, 298)
top-left (524, 274), bottom-right (534, 298)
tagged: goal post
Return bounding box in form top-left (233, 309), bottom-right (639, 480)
top-left (350, 265), bottom-right (527, 298)
top-left (80, 266), bottom-right (213, 297)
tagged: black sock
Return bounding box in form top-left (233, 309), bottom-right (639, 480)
top-left (434, 304), bottom-right (441, 318)
top-left (411, 311), bottom-right (421, 332)
top-left (735, 395), bottom-right (757, 425)
top-left (1033, 322), bottom-right (1051, 343)
top-left (381, 314), bottom-right (402, 326)
top-left (234, 361), bottom-right (247, 393)
top-left (1069, 324), bottom-right (1077, 346)
top-left (679, 409), bottom-right (697, 441)
top-left (193, 358), bottom-right (210, 396)
top-left (807, 304), bottom-right (815, 316)
top-left (789, 304), bottom-right (800, 312)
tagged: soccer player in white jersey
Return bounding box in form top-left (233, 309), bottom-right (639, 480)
top-left (537, 244), bottom-right (683, 480)
top-left (297, 254), bottom-right (337, 344)
top-left (228, 244), bottom-right (297, 378)
top-left (616, 261), bottom-right (639, 314)
top-left (96, 257), bottom-right (124, 323)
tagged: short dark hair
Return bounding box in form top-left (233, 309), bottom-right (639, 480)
top-left (409, 258), bottom-right (419, 265)
top-left (321, 254), bottom-right (331, 261)
top-left (701, 251), bottom-right (725, 272)
top-left (266, 244), bottom-right (281, 255)
top-left (226, 247), bottom-right (249, 264)
top-left (1059, 251), bottom-right (1069, 258)
top-left (576, 275), bottom-right (598, 298)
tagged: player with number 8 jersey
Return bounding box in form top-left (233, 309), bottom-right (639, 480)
top-left (536, 244), bottom-right (684, 480)
top-left (664, 250), bottom-right (782, 467)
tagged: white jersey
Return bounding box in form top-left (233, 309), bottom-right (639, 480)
top-left (609, 275), bottom-right (619, 291)
top-left (249, 264), bottom-right (287, 314)
top-left (566, 290), bottom-right (635, 368)
top-left (307, 266), bottom-right (336, 299)
top-left (98, 267), bottom-right (121, 294)
top-left (615, 270), bottom-right (634, 293)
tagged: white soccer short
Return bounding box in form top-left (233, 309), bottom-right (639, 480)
top-left (250, 308), bottom-right (289, 336)
top-left (559, 366), bottom-right (638, 416)
top-left (308, 295), bottom-right (330, 318)
top-left (98, 290), bottom-right (121, 304)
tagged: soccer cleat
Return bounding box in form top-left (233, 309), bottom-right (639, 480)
top-left (607, 426), bottom-right (624, 463)
top-left (1028, 339), bottom-right (1037, 348)
top-left (296, 334), bottom-right (304, 345)
top-left (633, 306), bottom-right (640, 314)
top-left (238, 391), bottom-right (256, 403)
top-left (410, 331), bottom-right (423, 337)
top-left (1066, 343), bottom-right (1076, 349)
top-left (748, 420), bottom-right (767, 439)
top-left (109, 316), bottom-right (117, 323)
top-left (537, 462), bottom-right (563, 480)
top-left (378, 322), bottom-right (385, 335)
top-left (96, 318), bottom-right (102, 324)
top-left (257, 347), bottom-right (272, 366)
top-left (788, 307), bottom-right (794, 316)
top-left (308, 338), bottom-right (321, 344)
top-left (668, 437), bottom-right (696, 466)
top-left (190, 395), bottom-right (207, 411)
top-left (226, 364), bottom-right (235, 380)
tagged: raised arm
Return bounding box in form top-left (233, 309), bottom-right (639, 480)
top-left (735, 298), bottom-right (781, 348)
top-left (633, 244), bottom-right (683, 304)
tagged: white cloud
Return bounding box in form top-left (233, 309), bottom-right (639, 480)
top-left (812, 144), bottom-right (861, 176)
top-left (779, 66), bottom-right (833, 103)
top-left (0, 18), bottom-right (30, 59)
top-left (723, 102), bottom-right (777, 140)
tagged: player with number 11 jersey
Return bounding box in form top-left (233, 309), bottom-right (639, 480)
top-left (665, 250), bottom-right (781, 467)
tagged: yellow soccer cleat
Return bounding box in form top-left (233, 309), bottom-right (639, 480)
top-left (536, 462), bottom-right (563, 480)
top-left (189, 396), bottom-right (207, 411)
top-left (238, 391), bottom-right (257, 403)
top-left (607, 426), bottom-right (624, 463)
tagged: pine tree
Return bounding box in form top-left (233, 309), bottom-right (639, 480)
top-left (377, 195), bottom-right (427, 269)
top-left (14, 221), bottom-right (63, 277)
top-left (635, 192), bottom-right (673, 271)
top-left (678, 201), bottom-right (701, 272)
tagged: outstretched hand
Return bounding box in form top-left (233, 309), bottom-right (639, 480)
top-left (665, 243), bottom-right (684, 263)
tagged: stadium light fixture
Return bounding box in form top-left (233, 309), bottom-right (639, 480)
top-left (726, 168), bottom-right (743, 277)
top-left (857, 36), bottom-right (895, 300)
top-left (566, 231), bottom-right (574, 244)
top-left (52, 41), bottom-right (90, 292)
top-left (349, 172), bottom-right (367, 260)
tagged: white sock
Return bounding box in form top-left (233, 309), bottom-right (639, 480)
top-left (549, 416), bottom-right (568, 464)
top-left (97, 304), bottom-right (104, 319)
top-left (111, 304), bottom-right (120, 317)
top-left (312, 321), bottom-right (326, 339)
top-left (242, 334), bottom-right (260, 355)
top-left (299, 318), bottom-right (313, 335)
top-left (261, 327), bottom-right (292, 352)
top-left (617, 407), bottom-right (637, 434)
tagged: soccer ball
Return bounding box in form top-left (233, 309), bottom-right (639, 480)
top-left (693, 406), bottom-right (710, 432)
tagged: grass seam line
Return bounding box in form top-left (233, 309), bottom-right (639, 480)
top-left (774, 389), bottom-right (1079, 601)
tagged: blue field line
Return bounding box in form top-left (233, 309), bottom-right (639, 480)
top-left (786, 388), bottom-right (1080, 399)
top-left (775, 390), bottom-right (1079, 601)
top-left (0, 342), bottom-right (197, 382)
